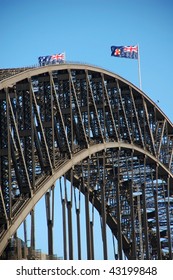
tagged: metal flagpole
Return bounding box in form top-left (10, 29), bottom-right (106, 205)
top-left (64, 51), bottom-right (66, 62)
top-left (137, 44), bottom-right (142, 90)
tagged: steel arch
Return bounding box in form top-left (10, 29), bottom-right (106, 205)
top-left (0, 64), bottom-right (173, 259)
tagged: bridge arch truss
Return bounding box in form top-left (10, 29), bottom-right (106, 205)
top-left (0, 64), bottom-right (173, 259)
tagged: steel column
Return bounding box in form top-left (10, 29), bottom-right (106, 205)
top-left (45, 187), bottom-right (54, 257)
top-left (115, 150), bottom-right (123, 259)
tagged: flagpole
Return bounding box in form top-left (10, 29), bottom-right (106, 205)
top-left (64, 51), bottom-right (66, 63)
top-left (137, 44), bottom-right (142, 90)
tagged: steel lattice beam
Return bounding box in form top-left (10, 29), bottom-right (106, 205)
top-left (0, 64), bottom-right (173, 260)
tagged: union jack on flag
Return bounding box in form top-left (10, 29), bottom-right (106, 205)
top-left (111, 45), bottom-right (138, 59)
top-left (51, 53), bottom-right (65, 62)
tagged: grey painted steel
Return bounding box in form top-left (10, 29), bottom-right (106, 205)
top-left (0, 142), bottom-right (172, 257)
top-left (0, 64), bottom-right (173, 259)
top-left (1, 64), bottom-right (172, 129)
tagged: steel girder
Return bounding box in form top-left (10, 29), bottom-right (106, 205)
top-left (0, 64), bottom-right (173, 259)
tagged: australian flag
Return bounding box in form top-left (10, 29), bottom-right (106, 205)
top-left (38, 53), bottom-right (65, 66)
top-left (111, 45), bottom-right (138, 59)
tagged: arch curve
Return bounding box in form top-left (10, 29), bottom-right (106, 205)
top-left (0, 64), bottom-right (173, 259)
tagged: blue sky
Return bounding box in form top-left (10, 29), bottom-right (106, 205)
top-left (1, 0), bottom-right (173, 259)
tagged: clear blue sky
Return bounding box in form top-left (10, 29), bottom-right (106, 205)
top-left (1, 0), bottom-right (173, 259)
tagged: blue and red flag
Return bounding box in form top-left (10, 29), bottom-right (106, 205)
top-left (38, 53), bottom-right (65, 66)
top-left (111, 45), bottom-right (138, 59)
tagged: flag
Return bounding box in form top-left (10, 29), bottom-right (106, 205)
top-left (51, 53), bottom-right (65, 63)
top-left (38, 53), bottom-right (65, 66)
top-left (111, 45), bottom-right (138, 59)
